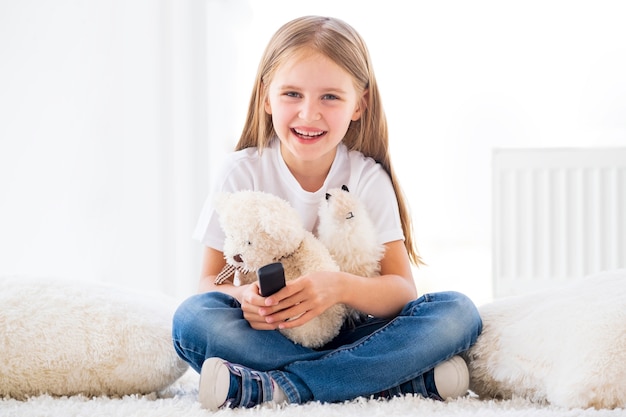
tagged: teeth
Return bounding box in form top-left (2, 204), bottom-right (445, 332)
top-left (294, 128), bottom-right (324, 137)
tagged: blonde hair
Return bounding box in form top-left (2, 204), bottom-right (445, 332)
top-left (236, 16), bottom-right (422, 266)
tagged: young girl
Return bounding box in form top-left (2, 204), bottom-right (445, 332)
top-left (172, 15), bottom-right (482, 410)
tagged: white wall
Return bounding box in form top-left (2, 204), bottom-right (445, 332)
top-left (0, 0), bottom-right (209, 300)
top-left (1, 0), bottom-right (625, 306)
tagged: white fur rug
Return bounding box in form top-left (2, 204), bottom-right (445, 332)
top-left (1, 369), bottom-right (625, 417)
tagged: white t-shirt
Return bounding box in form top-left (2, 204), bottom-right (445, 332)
top-left (193, 138), bottom-right (404, 251)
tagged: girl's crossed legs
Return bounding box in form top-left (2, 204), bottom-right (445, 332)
top-left (172, 290), bottom-right (482, 407)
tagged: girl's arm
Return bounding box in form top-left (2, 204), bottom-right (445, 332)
top-left (198, 246), bottom-right (243, 297)
top-left (259, 240), bottom-right (417, 327)
top-left (337, 239), bottom-right (417, 318)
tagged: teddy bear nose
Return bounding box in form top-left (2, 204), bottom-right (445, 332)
top-left (234, 254), bottom-right (243, 263)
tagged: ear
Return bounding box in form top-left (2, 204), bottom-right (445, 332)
top-left (351, 89), bottom-right (368, 121)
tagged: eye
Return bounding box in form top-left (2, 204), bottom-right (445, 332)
top-left (285, 91), bottom-right (301, 98)
top-left (322, 94), bottom-right (339, 100)
top-left (246, 241), bottom-right (252, 246)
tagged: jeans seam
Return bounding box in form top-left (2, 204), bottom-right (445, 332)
top-left (173, 339), bottom-right (205, 359)
top-left (269, 370), bottom-right (302, 404)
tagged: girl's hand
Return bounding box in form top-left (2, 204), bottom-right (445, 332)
top-left (239, 282), bottom-right (282, 330)
top-left (257, 271), bottom-right (342, 330)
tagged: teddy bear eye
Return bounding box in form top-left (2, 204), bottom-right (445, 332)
top-left (247, 241), bottom-right (252, 246)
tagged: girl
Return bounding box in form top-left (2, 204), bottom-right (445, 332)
top-left (172, 15), bottom-right (482, 410)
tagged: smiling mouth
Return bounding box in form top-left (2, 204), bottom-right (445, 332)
top-left (292, 128), bottom-right (326, 139)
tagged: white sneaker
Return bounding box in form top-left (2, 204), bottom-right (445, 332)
top-left (433, 356), bottom-right (470, 399)
top-left (198, 357), bottom-right (287, 410)
top-left (198, 358), bottom-right (231, 410)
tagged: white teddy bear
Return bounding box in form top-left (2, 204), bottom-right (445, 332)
top-left (317, 185), bottom-right (386, 323)
top-left (213, 190), bottom-right (348, 348)
top-left (213, 188), bottom-right (384, 348)
top-left (318, 185), bottom-right (385, 279)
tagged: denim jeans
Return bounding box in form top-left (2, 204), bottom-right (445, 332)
top-left (172, 290), bottom-right (482, 404)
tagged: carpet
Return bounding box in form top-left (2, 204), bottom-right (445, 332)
top-left (1, 370), bottom-right (625, 417)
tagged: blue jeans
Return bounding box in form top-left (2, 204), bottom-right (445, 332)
top-left (172, 291), bottom-right (482, 404)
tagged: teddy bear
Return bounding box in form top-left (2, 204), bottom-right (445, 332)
top-left (317, 185), bottom-right (385, 323)
top-left (317, 185), bottom-right (385, 279)
top-left (213, 190), bottom-right (348, 348)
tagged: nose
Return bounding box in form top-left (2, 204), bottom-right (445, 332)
top-left (298, 98), bottom-right (321, 122)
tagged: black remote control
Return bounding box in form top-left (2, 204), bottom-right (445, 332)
top-left (258, 262), bottom-right (286, 296)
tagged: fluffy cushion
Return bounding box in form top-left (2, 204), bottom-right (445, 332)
top-left (0, 277), bottom-right (188, 399)
top-left (465, 269), bottom-right (626, 409)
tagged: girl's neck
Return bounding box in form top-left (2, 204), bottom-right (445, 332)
top-left (280, 146), bottom-right (336, 193)
top-left (291, 168), bottom-right (329, 192)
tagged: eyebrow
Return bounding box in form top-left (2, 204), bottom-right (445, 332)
top-left (278, 84), bottom-right (349, 94)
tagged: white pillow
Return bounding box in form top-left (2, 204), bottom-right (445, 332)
top-left (0, 277), bottom-right (188, 399)
top-left (465, 269), bottom-right (626, 409)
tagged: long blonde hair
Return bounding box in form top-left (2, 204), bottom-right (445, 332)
top-left (236, 16), bottom-right (422, 265)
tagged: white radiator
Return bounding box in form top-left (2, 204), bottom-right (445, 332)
top-left (493, 148), bottom-right (626, 298)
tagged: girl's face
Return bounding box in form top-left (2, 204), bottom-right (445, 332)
top-left (264, 50), bottom-right (364, 172)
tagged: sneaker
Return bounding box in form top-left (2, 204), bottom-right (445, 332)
top-left (432, 356), bottom-right (470, 399)
top-left (198, 357), bottom-right (286, 410)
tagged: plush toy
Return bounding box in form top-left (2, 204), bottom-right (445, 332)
top-left (213, 190), bottom-right (348, 348)
top-left (318, 185), bottom-right (385, 279)
top-left (317, 185), bottom-right (385, 322)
